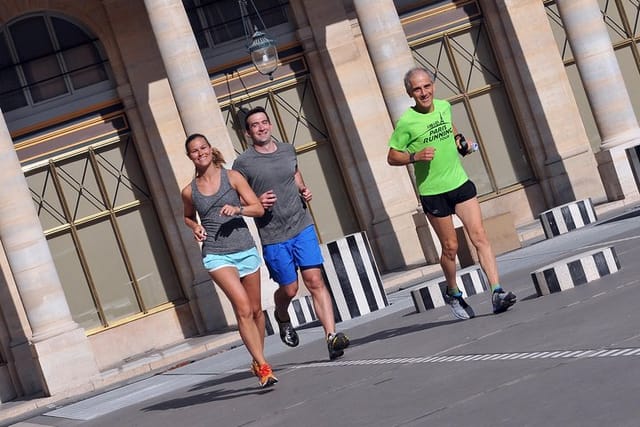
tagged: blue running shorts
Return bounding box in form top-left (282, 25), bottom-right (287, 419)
top-left (202, 246), bottom-right (261, 278)
top-left (263, 225), bottom-right (324, 285)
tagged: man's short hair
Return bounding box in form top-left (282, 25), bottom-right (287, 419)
top-left (244, 106), bottom-right (270, 131)
top-left (403, 67), bottom-right (435, 94)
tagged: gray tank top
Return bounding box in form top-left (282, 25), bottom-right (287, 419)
top-left (191, 169), bottom-right (255, 255)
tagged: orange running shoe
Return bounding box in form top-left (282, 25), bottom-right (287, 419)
top-left (256, 363), bottom-right (278, 387)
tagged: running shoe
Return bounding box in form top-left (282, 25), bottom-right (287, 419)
top-left (256, 363), bottom-right (278, 387)
top-left (492, 288), bottom-right (517, 314)
top-left (250, 360), bottom-right (259, 376)
top-left (275, 312), bottom-right (299, 347)
top-left (252, 360), bottom-right (278, 386)
top-left (327, 332), bottom-right (350, 360)
top-left (444, 292), bottom-right (475, 320)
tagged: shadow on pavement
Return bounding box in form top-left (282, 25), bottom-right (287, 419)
top-left (519, 293), bottom-right (539, 302)
top-left (141, 372), bottom-right (274, 411)
top-left (337, 318), bottom-right (460, 347)
top-left (597, 206), bottom-right (640, 225)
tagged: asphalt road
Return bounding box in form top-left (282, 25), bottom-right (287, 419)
top-left (8, 207), bottom-right (640, 427)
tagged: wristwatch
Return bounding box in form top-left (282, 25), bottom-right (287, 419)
top-left (409, 152), bottom-right (415, 164)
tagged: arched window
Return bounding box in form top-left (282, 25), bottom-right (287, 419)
top-left (0, 13), bottom-right (111, 114)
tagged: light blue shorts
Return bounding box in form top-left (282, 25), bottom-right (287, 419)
top-left (263, 225), bottom-right (324, 285)
top-left (202, 247), bottom-right (261, 278)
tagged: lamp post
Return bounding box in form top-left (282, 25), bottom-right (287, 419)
top-left (239, 0), bottom-right (279, 80)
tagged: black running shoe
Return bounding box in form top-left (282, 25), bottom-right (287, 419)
top-left (275, 312), bottom-right (299, 347)
top-left (492, 289), bottom-right (517, 314)
top-left (327, 332), bottom-right (350, 360)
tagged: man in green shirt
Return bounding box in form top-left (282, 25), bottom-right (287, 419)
top-left (387, 67), bottom-right (516, 319)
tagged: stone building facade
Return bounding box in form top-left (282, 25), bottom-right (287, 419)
top-left (0, 0), bottom-right (638, 402)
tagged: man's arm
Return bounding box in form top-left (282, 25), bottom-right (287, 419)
top-left (452, 124), bottom-right (475, 156)
top-left (294, 167), bottom-right (312, 202)
top-left (387, 147), bottom-right (436, 165)
top-left (387, 148), bottom-right (415, 166)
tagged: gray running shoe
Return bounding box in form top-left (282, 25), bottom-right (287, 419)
top-left (275, 312), bottom-right (299, 347)
top-left (492, 289), bottom-right (517, 314)
top-left (444, 292), bottom-right (475, 320)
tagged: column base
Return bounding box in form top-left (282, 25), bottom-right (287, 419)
top-left (30, 327), bottom-right (99, 396)
top-left (191, 277), bottom-right (234, 332)
top-left (543, 149), bottom-right (608, 206)
top-left (456, 212), bottom-right (521, 267)
top-left (412, 210), bottom-right (439, 264)
top-left (0, 364), bottom-right (16, 403)
top-left (6, 340), bottom-right (42, 398)
top-left (370, 209), bottom-right (426, 271)
top-left (595, 144), bottom-right (640, 203)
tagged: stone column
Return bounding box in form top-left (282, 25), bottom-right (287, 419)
top-left (143, 0), bottom-right (243, 330)
top-left (352, 0), bottom-right (415, 123)
top-left (353, 0), bottom-right (439, 264)
top-left (556, 0), bottom-right (640, 202)
top-left (483, 0), bottom-right (606, 206)
top-left (294, 0), bottom-right (425, 270)
top-left (0, 111), bottom-right (98, 396)
top-left (143, 0), bottom-right (235, 162)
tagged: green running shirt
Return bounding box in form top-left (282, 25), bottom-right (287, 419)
top-left (388, 99), bottom-right (468, 196)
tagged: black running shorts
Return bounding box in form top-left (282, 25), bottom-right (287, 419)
top-left (419, 180), bottom-right (477, 217)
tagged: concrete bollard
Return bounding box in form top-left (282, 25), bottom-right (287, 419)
top-left (320, 231), bottom-right (388, 322)
top-left (539, 198), bottom-right (597, 238)
top-left (531, 246), bottom-right (620, 296)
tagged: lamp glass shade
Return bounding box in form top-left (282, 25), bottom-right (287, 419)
top-left (248, 31), bottom-right (278, 77)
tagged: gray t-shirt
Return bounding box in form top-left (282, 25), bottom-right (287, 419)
top-left (232, 142), bottom-right (313, 245)
top-left (191, 169), bottom-right (255, 255)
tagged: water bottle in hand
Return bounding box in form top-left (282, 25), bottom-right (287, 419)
top-left (456, 134), bottom-right (479, 156)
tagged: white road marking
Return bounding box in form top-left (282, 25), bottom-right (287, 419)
top-left (289, 346), bottom-right (640, 369)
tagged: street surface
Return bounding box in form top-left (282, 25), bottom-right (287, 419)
top-left (6, 206), bottom-right (640, 427)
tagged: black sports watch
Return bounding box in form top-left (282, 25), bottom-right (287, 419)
top-left (409, 152), bottom-right (416, 164)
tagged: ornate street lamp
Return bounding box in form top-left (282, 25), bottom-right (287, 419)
top-left (238, 0), bottom-right (279, 80)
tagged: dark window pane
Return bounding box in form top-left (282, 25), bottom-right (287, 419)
top-left (23, 55), bottom-right (67, 102)
top-left (186, 0), bottom-right (288, 48)
top-left (253, 0), bottom-right (288, 28)
top-left (184, 0), bottom-right (208, 49)
top-left (52, 18), bottom-right (107, 89)
top-left (0, 33), bottom-right (27, 111)
top-left (204, 0), bottom-right (242, 44)
top-left (10, 16), bottom-right (54, 61)
top-left (10, 16), bottom-right (67, 102)
top-left (51, 16), bottom-right (91, 49)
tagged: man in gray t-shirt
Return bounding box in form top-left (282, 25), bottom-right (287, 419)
top-left (232, 106), bottom-right (350, 361)
top-left (233, 141), bottom-right (313, 245)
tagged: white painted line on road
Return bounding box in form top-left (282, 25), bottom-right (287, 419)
top-left (290, 347), bottom-right (640, 369)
